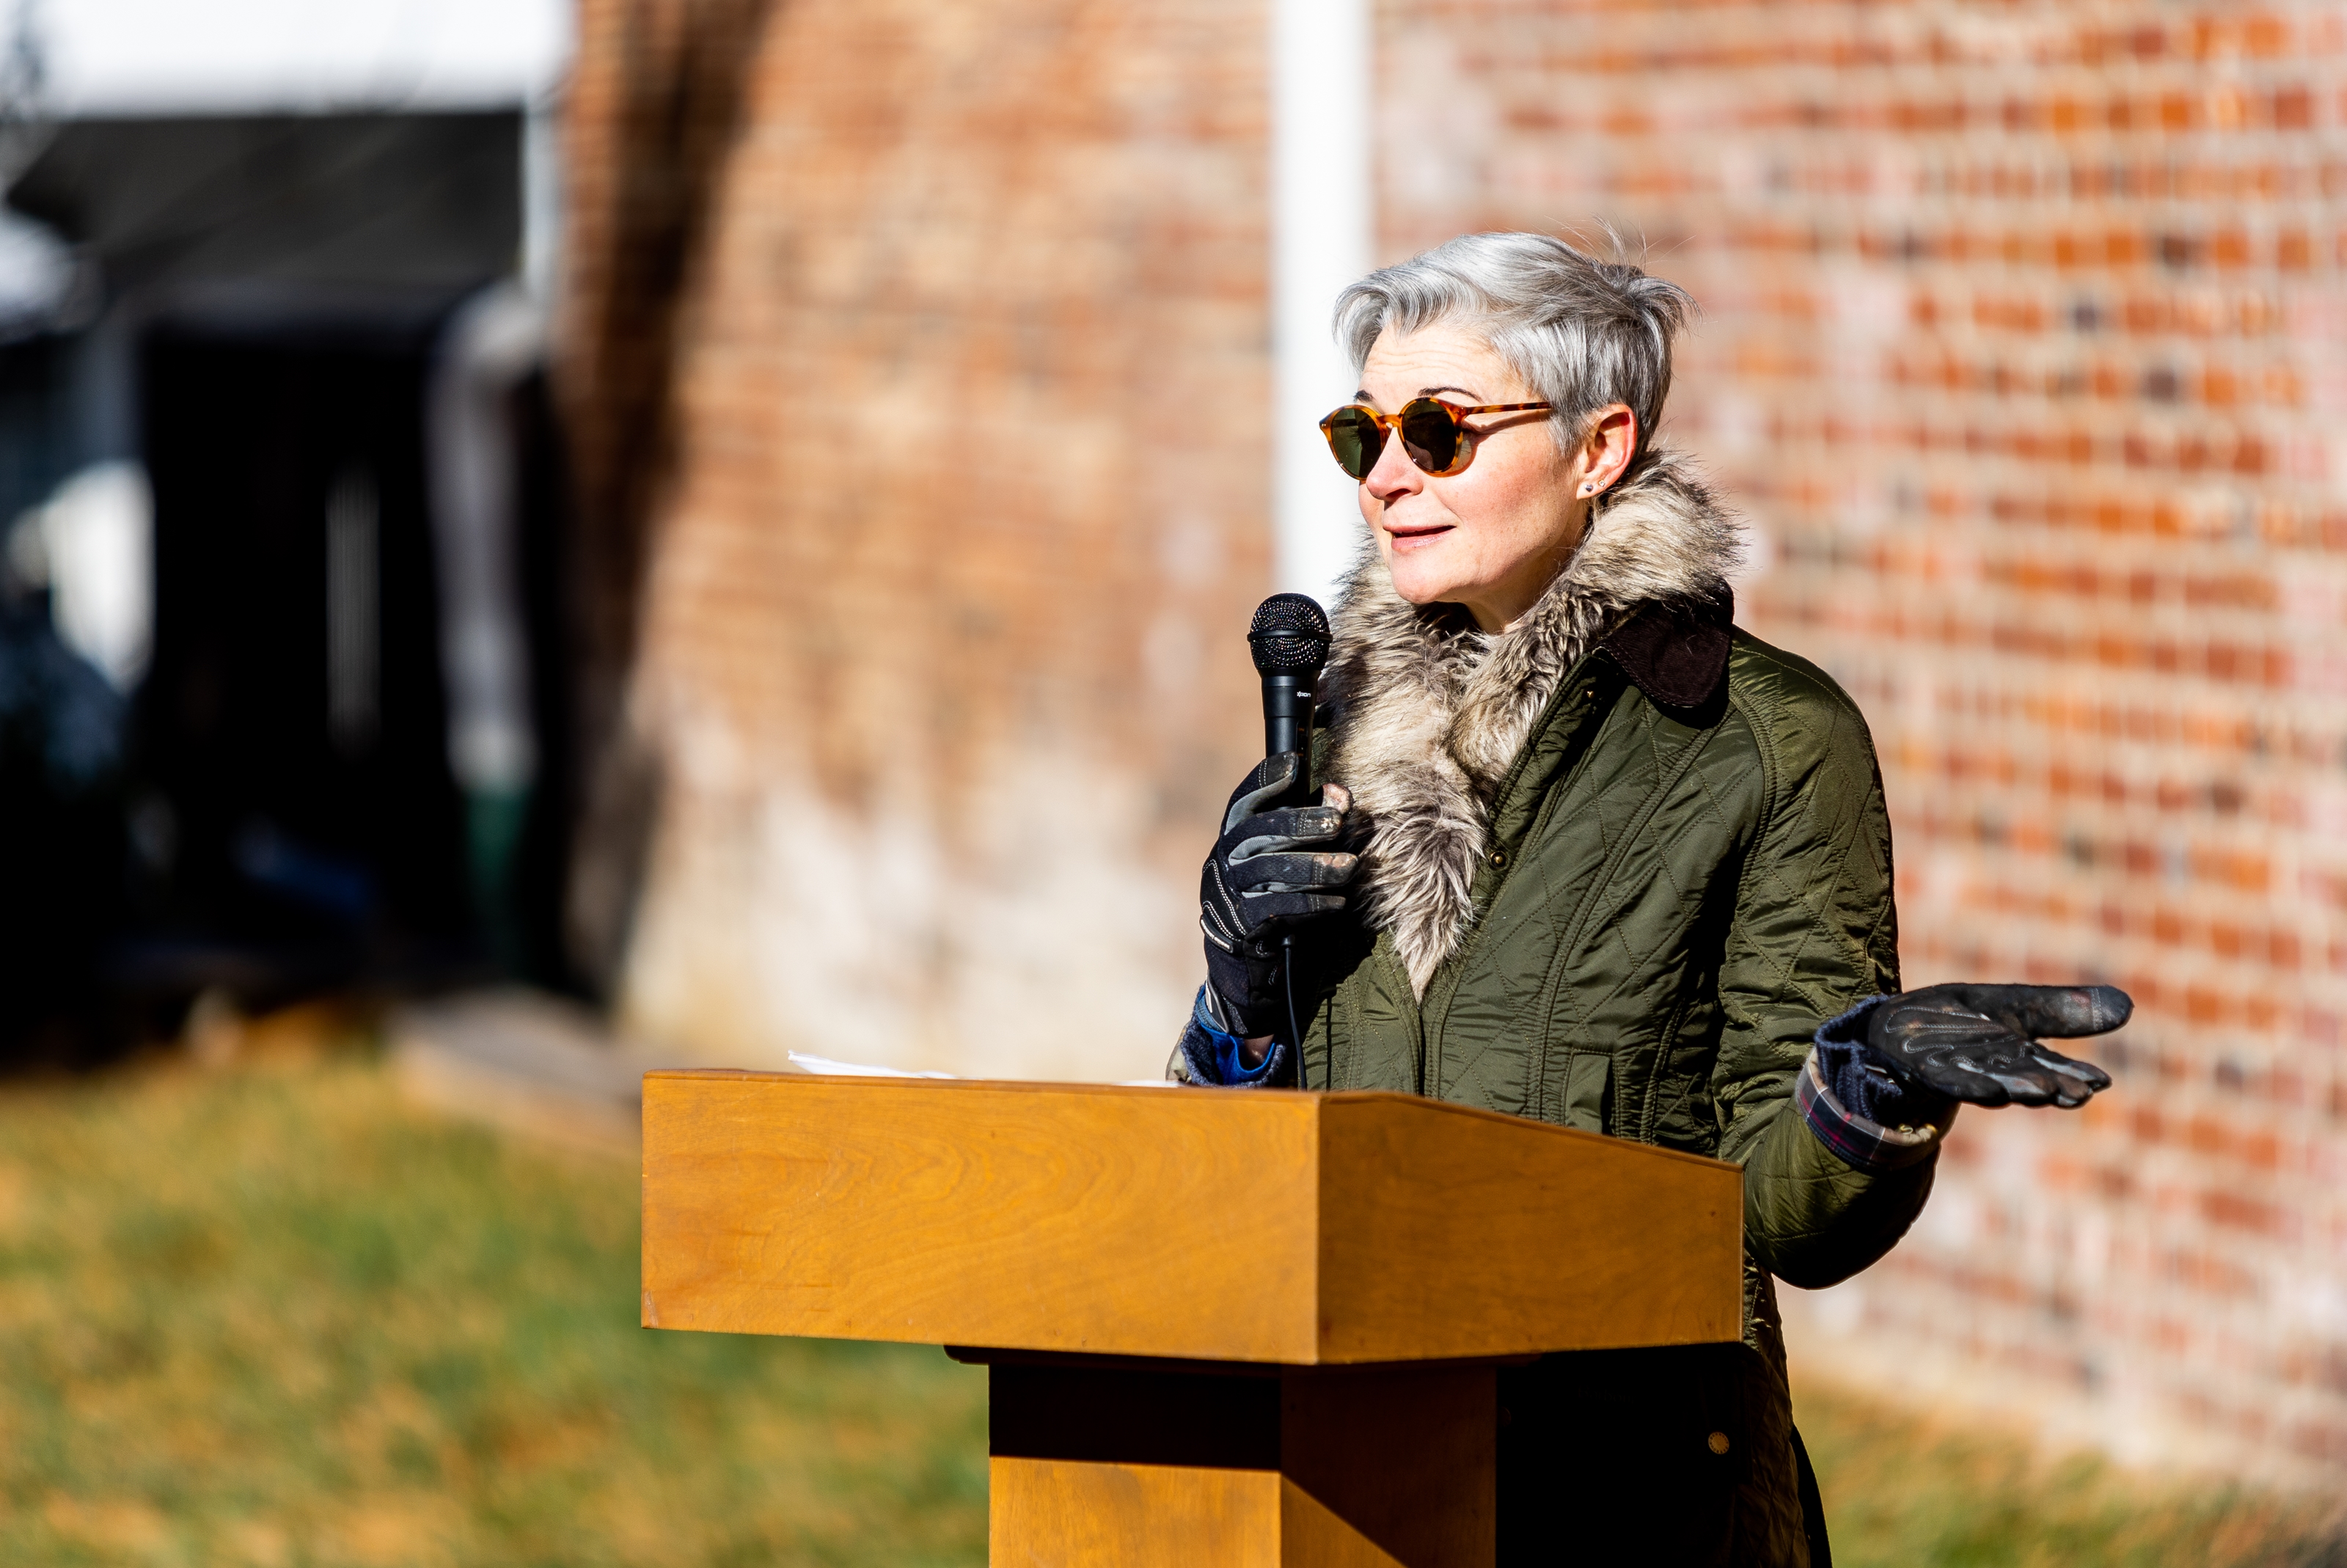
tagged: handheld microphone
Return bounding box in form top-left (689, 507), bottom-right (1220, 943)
top-left (1248, 593), bottom-right (1333, 777)
top-left (1247, 593), bottom-right (1333, 1087)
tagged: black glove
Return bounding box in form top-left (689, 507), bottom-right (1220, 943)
top-left (1866, 984), bottom-right (2127, 1108)
top-left (1199, 753), bottom-right (1358, 1037)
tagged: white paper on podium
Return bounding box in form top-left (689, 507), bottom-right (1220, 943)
top-left (783, 1052), bottom-right (1179, 1088)
top-left (786, 1052), bottom-right (959, 1080)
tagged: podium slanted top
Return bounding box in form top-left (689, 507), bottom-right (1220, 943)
top-left (640, 1071), bottom-right (1741, 1365)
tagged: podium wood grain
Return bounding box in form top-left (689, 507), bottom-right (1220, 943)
top-left (639, 1071), bottom-right (1740, 1361)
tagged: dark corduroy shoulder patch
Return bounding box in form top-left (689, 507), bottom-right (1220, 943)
top-left (1600, 585), bottom-right (1735, 712)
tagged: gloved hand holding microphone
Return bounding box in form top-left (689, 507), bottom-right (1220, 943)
top-left (1179, 595), bottom-right (1359, 1086)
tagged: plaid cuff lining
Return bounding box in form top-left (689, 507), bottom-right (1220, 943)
top-left (1797, 1049), bottom-right (1946, 1172)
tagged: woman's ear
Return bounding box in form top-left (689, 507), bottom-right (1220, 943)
top-left (1575, 406), bottom-right (1638, 499)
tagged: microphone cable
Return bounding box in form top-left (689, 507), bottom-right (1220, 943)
top-left (1284, 933), bottom-right (1308, 1091)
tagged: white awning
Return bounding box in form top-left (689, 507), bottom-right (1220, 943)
top-left (37, 0), bottom-right (572, 117)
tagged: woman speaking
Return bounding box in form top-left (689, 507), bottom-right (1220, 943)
top-left (1174, 232), bottom-right (2126, 1566)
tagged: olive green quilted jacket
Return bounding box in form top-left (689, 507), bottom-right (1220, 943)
top-left (1301, 623), bottom-right (1931, 1292)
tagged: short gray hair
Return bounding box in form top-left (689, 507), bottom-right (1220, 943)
top-left (1332, 232), bottom-right (1694, 471)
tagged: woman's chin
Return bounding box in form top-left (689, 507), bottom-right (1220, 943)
top-left (1384, 552), bottom-right (1475, 608)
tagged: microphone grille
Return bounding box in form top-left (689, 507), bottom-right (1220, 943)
top-left (1248, 593), bottom-right (1332, 675)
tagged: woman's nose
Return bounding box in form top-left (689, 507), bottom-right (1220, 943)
top-left (1363, 429), bottom-right (1422, 502)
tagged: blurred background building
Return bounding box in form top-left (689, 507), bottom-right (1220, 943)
top-left (1, 0), bottom-right (2339, 1499)
top-left (0, 0), bottom-right (571, 1050)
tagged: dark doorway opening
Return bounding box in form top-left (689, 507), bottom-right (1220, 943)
top-left (128, 290), bottom-right (475, 1003)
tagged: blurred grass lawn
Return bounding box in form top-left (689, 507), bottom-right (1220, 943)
top-left (0, 1039), bottom-right (2338, 1567)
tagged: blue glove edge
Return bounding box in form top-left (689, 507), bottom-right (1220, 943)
top-left (1177, 985), bottom-right (1287, 1087)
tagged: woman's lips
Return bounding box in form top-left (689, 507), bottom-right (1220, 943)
top-left (1383, 523), bottom-right (1451, 554)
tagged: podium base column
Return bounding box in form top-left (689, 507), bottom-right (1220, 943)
top-left (979, 1356), bottom-right (1496, 1567)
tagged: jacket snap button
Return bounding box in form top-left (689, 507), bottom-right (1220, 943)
top-left (1488, 849), bottom-right (1506, 869)
top-left (1706, 1431), bottom-right (1731, 1455)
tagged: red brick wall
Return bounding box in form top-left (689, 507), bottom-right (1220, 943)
top-left (1377, 0), bottom-right (2347, 1479)
top-left (566, 0), bottom-right (1274, 1079)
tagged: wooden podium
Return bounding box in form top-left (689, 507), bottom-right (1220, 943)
top-left (641, 1071), bottom-right (1742, 1567)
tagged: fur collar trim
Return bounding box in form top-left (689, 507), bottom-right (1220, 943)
top-left (1321, 447), bottom-right (1742, 997)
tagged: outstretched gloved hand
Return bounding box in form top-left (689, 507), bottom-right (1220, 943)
top-left (1866, 984), bottom-right (2128, 1108)
top-left (1198, 754), bottom-right (1358, 1038)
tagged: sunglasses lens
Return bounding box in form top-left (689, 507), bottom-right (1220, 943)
top-left (1322, 407), bottom-right (1384, 480)
top-left (1399, 400), bottom-right (1467, 475)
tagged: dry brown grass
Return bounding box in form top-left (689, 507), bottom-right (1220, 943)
top-left (1797, 1380), bottom-right (2346, 1567)
top-left (0, 1040), bottom-right (986, 1567)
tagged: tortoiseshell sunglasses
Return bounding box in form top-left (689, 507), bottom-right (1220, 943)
top-left (1319, 398), bottom-right (1555, 480)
